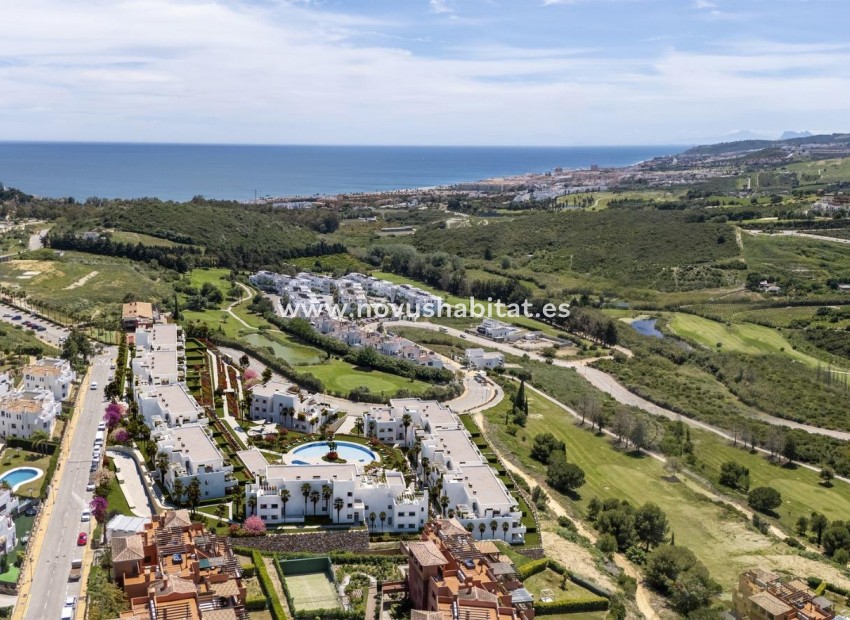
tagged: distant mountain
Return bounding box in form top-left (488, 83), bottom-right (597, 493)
top-left (683, 132), bottom-right (850, 157)
top-left (780, 130), bottom-right (813, 140)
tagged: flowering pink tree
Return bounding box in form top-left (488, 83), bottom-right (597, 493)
top-left (103, 402), bottom-right (125, 430)
top-left (243, 368), bottom-right (260, 388)
top-left (242, 515), bottom-right (266, 534)
top-left (90, 496), bottom-right (109, 524)
top-left (113, 429), bottom-right (131, 444)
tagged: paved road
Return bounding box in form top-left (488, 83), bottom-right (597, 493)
top-left (21, 350), bottom-right (115, 620)
top-left (28, 229), bottom-right (48, 251)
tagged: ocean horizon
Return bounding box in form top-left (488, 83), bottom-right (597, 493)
top-left (0, 142), bottom-right (685, 202)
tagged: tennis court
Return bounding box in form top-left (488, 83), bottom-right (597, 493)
top-left (280, 557), bottom-right (341, 612)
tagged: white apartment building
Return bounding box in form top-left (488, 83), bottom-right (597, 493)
top-left (0, 389), bottom-right (60, 439)
top-left (476, 319), bottom-right (522, 342)
top-left (0, 488), bottom-right (20, 553)
top-left (134, 323), bottom-right (184, 352)
top-left (249, 381), bottom-right (339, 433)
top-left (154, 424), bottom-right (236, 500)
top-left (365, 398), bottom-right (526, 543)
top-left (247, 459), bottom-right (428, 530)
top-left (22, 357), bottom-right (76, 401)
top-left (465, 348), bottom-right (504, 370)
top-left (137, 383), bottom-right (205, 429)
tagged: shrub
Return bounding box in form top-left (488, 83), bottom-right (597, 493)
top-left (534, 598), bottom-right (608, 615)
top-left (517, 558), bottom-right (549, 580)
top-left (748, 486), bottom-right (782, 514)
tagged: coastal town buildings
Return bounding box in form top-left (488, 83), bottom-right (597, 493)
top-left (122, 301), bottom-right (155, 330)
top-left (0, 388), bottom-right (60, 438)
top-left (153, 423), bottom-right (237, 500)
top-left (0, 488), bottom-right (19, 554)
top-left (465, 348), bottom-right (505, 370)
top-left (21, 357), bottom-right (76, 401)
top-left (244, 451), bottom-right (428, 529)
top-left (405, 519), bottom-right (534, 619)
top-left (732, 568), bottom-right (835, 620)
top-left (132, 324), bottom-right (186, 388)
top-left (137, 383), bottom-right (205, 429)
top-left (248, 380), bottom-right (340, 433)
top-left (365, 399), bottom-right (527, 543)
top-left (111, 510), bottom-right (248, 620)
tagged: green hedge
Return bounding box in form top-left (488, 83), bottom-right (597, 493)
top-left (253, 550), bottom-right (286, 620)
top-left (534, 598), bottom-right (609, 614)
top-left (241, 563), bottom-right (256, 578)
top-left (517, 558), bottom-right (549, 580)
top-left (245, 596), bottom-right (267, 611)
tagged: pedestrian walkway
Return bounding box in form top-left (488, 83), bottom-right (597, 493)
top-left (107, 449), bottom-right (154, 518)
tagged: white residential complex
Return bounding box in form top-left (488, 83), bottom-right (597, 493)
top-left (132, 324), bottom-right (186, 387)
top-left (315, 317), bottom-right (443, 369)
top-left (0, 488), bottom-right (20, 553)
top-left (137, 383), bottom-right (205, 429)
top-left (476, 318), bottom-right (523, 342)
top-left (0, 389), bottom-right (61, 439)
top-left (248, 380), bottom-right (340, 434)
top-left (364, 399), bottom-right (527, 543)
top-left (22, 357), bottom-right (76, 401)
top-left (465, 348), bottom-right (505, 370)
top-left (153, 423), bottom-right (236, 500)
top-left (244, 451), bottom-right (429, 531)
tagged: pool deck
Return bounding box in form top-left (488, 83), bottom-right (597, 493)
top-left (282, 441), bottom-right (380, 466)
top-left (0, 467), bottom-right (44, 493)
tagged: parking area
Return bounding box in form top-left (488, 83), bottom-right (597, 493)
top-left (0, 301), bottom-right (71, 348)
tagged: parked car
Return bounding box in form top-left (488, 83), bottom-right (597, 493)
top-left (90, 381), bottom-right (98, 390)
top-left (86, 482), bottom-right (96, 492)
top-left (64, 595), bottom-right (77, 609)
top-left (11, 315), bottom-right (21, 320)
top-left (81, 509), bottom-right (91, 522)
top-left (77, 532), bottom-right (88, 546)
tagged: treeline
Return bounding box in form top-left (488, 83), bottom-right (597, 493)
top-left (263, 314), bottom-right (457, 384)
top-left (46, 231), bottom-right (208, 272)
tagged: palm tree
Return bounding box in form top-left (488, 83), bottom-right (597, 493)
top-left (322, 484), bottom-right (332, 511)
top-left (155, 452), bottom-right (169, 482)
top-left (301, 483), bottom-right (311, 513)
top-left (334, 497), bottom-right (344, 522)
top-left (248, 496), bottom-right (257, 517)
top-left (310, 490), bottom-right (320, 515)
top-left (172, 479), bottom-right (184, 507)
top-left (279, 488), bottom-right (291, 521)
top-left (490, 520), bottom-right (498, 538)
top-left (187, 477), bottom-right (201, 515)
top-left (478, 523), bottom-right (486, 539)
top-left (368, 420), bottom-right (376, 438)
top-left (30, 430), bottom-right (50, 454)
top-left (369, 512), bottom-right (377, 531)
top-left (402, 413), bottom-right (413, 445)
top-left (440, 495), bottom-right (449, 517)
top-left (502, 522), bottom-right (510, 540)
top-left (421, 457), bottom-right (430, 484)
top-left (214, 503), bottom-right (227, 521)
top-left (379, 511), bottom-right (387, 532)
top-left (353, 416), bottom-right (364, 436)
top-left (465, 523), bottom-right (474, 535)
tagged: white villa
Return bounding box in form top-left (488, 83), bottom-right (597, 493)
top-left (154, 423), bottom-right (236, 500)
top-left (248, 380), bottom-right (340, 433)
top-left (0, 389), bottom-right (61, 439)
top-left (137, 383), bottom-right (205, 429)
top-left (134, 323), bottom-right (184, 352)
top-left (364, 398), bottom-right (526, 544)
top-left (465, 348), bottom-right (504, 370)
top-left (476, 318), bottom-right (522, 342)
top-left (22, 357), bottom-right (76, 401)
top-left (246, 454), bottom-right (428, 530)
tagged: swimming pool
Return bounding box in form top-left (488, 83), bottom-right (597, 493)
top-left (287, 441), bottom-right (379, 466)
top-left (0, 467), bottom-right (44, 491)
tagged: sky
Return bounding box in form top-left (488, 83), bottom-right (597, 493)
top-left (0, 0), bottom-right (848, 146)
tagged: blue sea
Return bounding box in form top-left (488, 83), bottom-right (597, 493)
top-left (0, 142), bottom-right (684, 202)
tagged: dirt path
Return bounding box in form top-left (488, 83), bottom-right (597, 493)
top-left (262, 556), bottom-right (292, 618)
top-left (226, 282), bottom-right (256, 329)
top-left (470, 407), bottom-right (661, 620)
top-left (64, 270), bottom-right (98, 289)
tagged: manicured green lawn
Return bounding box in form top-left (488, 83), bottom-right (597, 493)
top-left (481, 391), bottom-right (819, 589)
top-left (667, 312), bottom-right (826, 368)
top-left (0, 447), bottom-right (52, 498)
top-left (688, 427), bottom-right (850, 532)
top-left (299, 358), bottom-right (431, 396)
top-left (188, 267), bottom-right (232, 291)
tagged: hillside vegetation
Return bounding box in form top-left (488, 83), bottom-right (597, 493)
top-left (413, 210), bottom-right (739, 290)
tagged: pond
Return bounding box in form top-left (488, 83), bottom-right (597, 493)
top-left (630, 318), bottom-right (665, 339)
top-left (286, 441), bottom-right (379, 466)
top-left (242, 332), bottom-right (324, 366)
top-left (0, 467), bottom-right (43, 492)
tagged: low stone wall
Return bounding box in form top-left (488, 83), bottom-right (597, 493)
top-left (515, 546), bottom-right (546, 560)
top-left (231, 528), bottom-right (370, 554)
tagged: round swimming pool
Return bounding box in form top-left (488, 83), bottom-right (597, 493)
top-left (0, 467), bottom-right (44, 491)
top-left (287, 441), bottom-right (379, 466)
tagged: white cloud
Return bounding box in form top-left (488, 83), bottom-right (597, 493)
top-left (429, 0), bottom-right (453, 13)
top-left (0, 0), bottom-right (846, 145)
